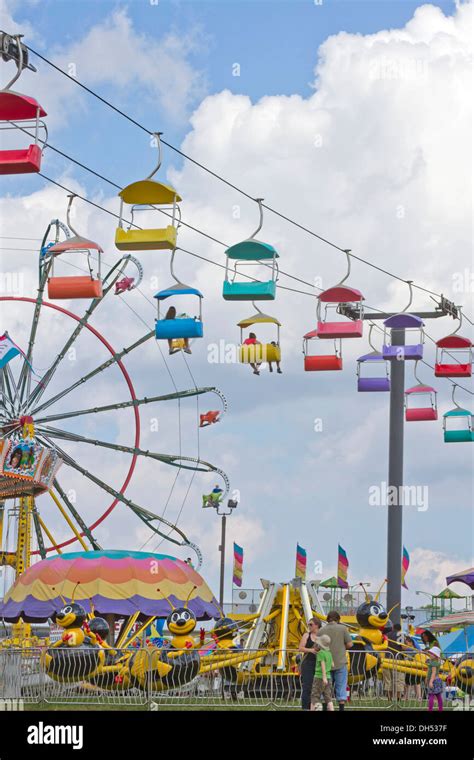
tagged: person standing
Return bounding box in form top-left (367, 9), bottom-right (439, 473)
top-left (298, 618), bottom-right (322, 710)
top-left (323, 610), bottom-right (353, 711)
top-left (426, 646), bottom-right (443, 712)
top-left (310, 634), bottom-right (334, 711)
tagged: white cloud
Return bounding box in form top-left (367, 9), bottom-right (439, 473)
top-left (1, 3), bottom-right (207, 125)
top-left (403, 547), bottom-right (473, 603)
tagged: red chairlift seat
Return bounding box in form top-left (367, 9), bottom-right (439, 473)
top-left (435, 335), bottom-right (472, 378)
top-left (317, 286), bottom-right (364, 339)
top-left (0, 92), bottom-right (47, 175)
top-left (303, 329), bottom-right (343, 371)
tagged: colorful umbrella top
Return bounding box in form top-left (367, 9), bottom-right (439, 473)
top-left (446, 567), bottom-right (474, 590)
top-left (429, 611), bottom-right (474, 633)
top-left (0, 550), bottom-right (220, 622)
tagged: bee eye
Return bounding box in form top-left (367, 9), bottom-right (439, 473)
top-left (63, 606), bottom-right (72, 614)
top-left (183, 611), bottom-right (190, 621)
top-left (370, 605), bottom-right (380, 616)
top-left (171, 613), bottom-right (179, 623)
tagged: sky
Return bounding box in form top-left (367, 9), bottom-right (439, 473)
top-left (0, 0), bottom-right (472, 609)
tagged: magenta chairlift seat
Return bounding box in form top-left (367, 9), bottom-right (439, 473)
top-left (317, 285), bottom-right (364, 339)
top-left (383, 314), bottom-right (424, 361)
top-left (405, 384), bottom-right (438, 422)
top-left (0, 92), bottom-right (47, 175)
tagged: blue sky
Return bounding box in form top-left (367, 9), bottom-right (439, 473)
top-left (11, 0), bottom-right (457, 188)
top-left (0, 0), bottom-right (472, 604)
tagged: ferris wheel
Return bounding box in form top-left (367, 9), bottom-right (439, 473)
top-left (0, 210), bottom-right (230, 575)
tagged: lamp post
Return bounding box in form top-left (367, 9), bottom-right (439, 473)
top-left (208, 497), bottom-right (238, 609)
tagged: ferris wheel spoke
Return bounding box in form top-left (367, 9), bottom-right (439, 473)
top-left (0, 369), bottom-right (16, 417)
top-left (4, 365), bottom-right (20, 415)
top-left (28, 329), bottom-right (154, 417)
top-left (17, 248), bottom-right (52, 406)
top-left (36, 423), bottom-right (229, 482)
top-left (33, 386), bottom-right (220, 425)
top-left (38, 436), bottom-right (192, 550)
top-left (23, 259), bottom-right (128, 415)
top-left (52, 478), bottom-right (101, 550)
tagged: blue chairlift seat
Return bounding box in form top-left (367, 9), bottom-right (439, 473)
top-left (154, 284), bottom-right (203, 340)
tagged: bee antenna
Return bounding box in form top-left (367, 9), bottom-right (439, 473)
top-left (52, 586), bottom-right (67, 605)
top-left (156, 587), bottom-right (175, 611)
top-left (71, 582), bottom-right (80, 603)
top-left (375, 578), bottom-right (387, 602)
top-left (184, 585), bottom-right (198, 609)
top-left (359, 582), bottom-right (371, 603)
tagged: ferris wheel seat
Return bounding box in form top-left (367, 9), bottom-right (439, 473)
top-left (239, 342), bottom-right (280, 364)
top-left (223, 280), bottom-right (276, 301)
top-left (435, 363), bottom-right (472, 378)
top-left (0, 144), bottom-right (42, 175)
top-left (115, 226), bottom-right (177, 251)
top-left (316, 320), bottom-right (363, 339)
top-left (357, 377), bottom-right (390, 392)
top-left (48, 276), bottom-right (103, 300)
top-left (304, 355), bottom-right (343, 371)
top-left (0, 437), bottom-right (62, 500)
top-left (382, 344), bottom-right (424, 361)
top-left (155, 318), bottom-right (203, 340)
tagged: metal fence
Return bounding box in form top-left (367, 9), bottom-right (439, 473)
top-left (0, 647), bottom-right (471, 710)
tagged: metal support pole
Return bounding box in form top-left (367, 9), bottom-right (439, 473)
top-left (386, 328), bottom-right (405, 626)
top-left (219, 514), bottom-right (227, 609)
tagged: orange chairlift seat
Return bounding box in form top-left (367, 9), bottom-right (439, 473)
top-left (47, 195), bottom-right (103, 300)
top-left (115, 133), bottom-right (182, 251)
top-left (317, 251), bottom-right (364, 338)
top-left (0, 33), bottom-right (47, 175)
top-left (303, 329), bottom-right (343, 371)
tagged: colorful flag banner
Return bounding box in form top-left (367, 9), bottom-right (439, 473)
top-left (402, 546), bottom-right (410, 589)
top-left (295, 544), bottom-right (307, 580)
top-left (0, 332), bottom-right (21, 368)
top-left (337, 544), bottom-right (349, 588)
top-left (232, 543), bottom-right (243, 587)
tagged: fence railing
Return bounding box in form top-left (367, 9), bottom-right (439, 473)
top-left (0, 646), bottom-right (471, 710)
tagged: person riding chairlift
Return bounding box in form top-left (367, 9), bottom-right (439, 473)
top-left (165, 305), bottom-right (192, 355)
top-left (243, 332), bottom-right (282, 375)
top-left (243, 332), bottom-right (261, 375)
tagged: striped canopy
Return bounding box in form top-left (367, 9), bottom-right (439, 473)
top-left (0, 550), bottom-right (219, 622)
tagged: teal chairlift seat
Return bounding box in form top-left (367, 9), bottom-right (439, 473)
top-left (222, 199), bottom-right (279, 301)
top-left (443, 408), bottom-right (474, 443)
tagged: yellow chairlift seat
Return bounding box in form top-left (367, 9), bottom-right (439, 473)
top-left (237, 312), bottom-right (281, 364)
top-left (115, 175), bottom-right (183, 251)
